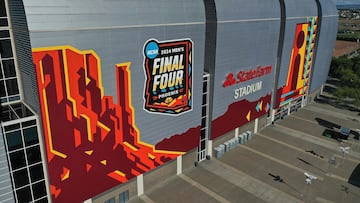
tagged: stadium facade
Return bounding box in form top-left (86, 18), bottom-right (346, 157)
top-left (0, 0), bottom-right (338, 202)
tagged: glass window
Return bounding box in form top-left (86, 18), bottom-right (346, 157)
top-left (119, 190), bottom-right (129, 203)
top-left (200, 140), bottom-right (205, 150)
top-left (35, 197), bottom-right (48, 203)
top-left (1, 97), bottom-right (7, 104)
top-left (29, 163), bottom-right (44, 182)
top-left (6, 130), bottom-right (23, 151)
top-left (22, 120), bottom-right (36, 127)
top-left (0, 80), bottom-right (5, 97)
top-left (6, 78), bottom-right (19, 95)
top-left (13, 168), bottom-right (29, 188)
top-left (8, 94), bottom-right (20, 102)
top-left (0, 39), bottom-right (12, 58)
top-left (32, 181), bottom-right (47, 200)
top-left (201, 117), bottom-right (206, 127)
top-left (203, 81), bottom-right (208, 93)
top-left (0, 64), bottom-right (3, 79)
top-left (104, 197), bottom-right (115, 203)
top-left (16, 186), bottom-right (32, 203)
top-left (12, 103), bottom-right (34, 117)
top-left (202, 94), bottom-right (206, 105)
top-left (0, 30), bottom-right (9, 38)
top-left (3, 59), bottom-right (16, 78)
top-left (26, 145), bottom-right (41, 164)
top-left (0, 0), bottom-right (6, 17)
top-left (200, 129), bottom-right (206, 139)
top-left (0, 18), bottom-right (8, 27)
top-left (4, 123), bottom-right (20, 131)
top-left (202, 106), bottom-right (206, 116)
top-left (24, 127), bottom-right (39, 146)
top-left (9, 150), bottom-right (26, 170)
top-left (1, 105), bottom-right (11, 121)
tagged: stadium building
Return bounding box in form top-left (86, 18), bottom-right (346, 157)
top-left (0, 0), bottom-right (338, 202)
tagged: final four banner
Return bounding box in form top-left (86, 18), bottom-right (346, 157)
top-left (143, 39), bottom-right (193, 115)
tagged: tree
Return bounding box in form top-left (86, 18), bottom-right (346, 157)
top-left (330, 56), bottom-right (360, 108)
top-left (329, 56), bottom-right (353, 78)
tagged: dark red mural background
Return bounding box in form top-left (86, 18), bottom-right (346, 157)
top-left (33, 46), bottom-right (197, 203)
top-left (211, 95), bottom-right (271, 140)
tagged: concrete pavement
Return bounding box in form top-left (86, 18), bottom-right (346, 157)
top-left (129, 101), bottom-right (360, 203)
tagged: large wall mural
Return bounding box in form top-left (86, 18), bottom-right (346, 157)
top-left (33, 46), bottom-right (185, 202)
top-left (277, 17), bottom-right (318, 107)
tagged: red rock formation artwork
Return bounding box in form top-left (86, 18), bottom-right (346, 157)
top-left (211, 94), bottom-right (271, 140)
top-left (33, 46), bottom-right (183, 203)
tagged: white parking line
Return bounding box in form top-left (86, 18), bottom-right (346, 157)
top-left (240, 144), bottom-right (325, 182)
top-left (274, 124), bottom-right (360, 161)
top-left (207, 159), bottom-right (304, 203)
top-left (255, 133), bottom-right (350, 183)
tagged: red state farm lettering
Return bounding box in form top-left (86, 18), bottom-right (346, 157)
top-left (152, 54), bottom-right (184, 91)
top-left (223, 65), bottom-right (272, 88)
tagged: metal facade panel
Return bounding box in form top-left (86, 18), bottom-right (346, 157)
top-left (210, 0), bottom-right (280, 138)
top-left (215, 0), bottom-right (280, 20)
top-left (285, 0), bottom-right (318, 18)
top-left (23, 0), bottom-right (204, 31)
top-left (275, 0), bottom-right (319, 107)
top-left (277, 0), bottom-right (318, 89)
top-left (213, 20), bottom-right (279, 117)
top-left (28, 25), bottom-right (205, 146)
top-left (310, 0), bottom-right (338, 92)
top-left (8, 0), bottom-right (41, 113)
top-left (320, 0), bottom-right (338, 16)
top-left (0, 131), bottom-right (15, 203)
top-left (24, 0), bottom-right (205, 146)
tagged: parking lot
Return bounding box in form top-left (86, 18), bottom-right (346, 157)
top-left (129, 101), bottom-right (360, 203)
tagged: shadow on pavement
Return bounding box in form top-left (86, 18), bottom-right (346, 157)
top-left (322, 129), bottom-right (349, 141)
top-left (348, 163), bottom-right (360, 188)
top-left (315, 118), bottom-right (340, 129)
top-left (268, 173), bottom-right (303, 197)
top-left (326, 78), bottom-right (341, 87)
top-left (297, 158), bottom-right (326, 173)
top-left (315, 96), bottom-right (360, 113)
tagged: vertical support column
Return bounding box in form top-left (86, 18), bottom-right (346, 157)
top-left (235, 127), bottom-right (239, 137)
top-left (301, 95), bottom-right (305, 107)
top-left (287, 106), bottom-right (291, 115)
top-left (320, 84), bottom-right (324, 95)
top-left (177, 155), bottom-right (182, 175)
top-left (137, 174), bottom-right (144, 196)
top-left (254, 118), bottom-right (259, 134)
top-left (207, 140), bottom-right (212, 158)
top-left (271, 109), bottom-right (275, 124)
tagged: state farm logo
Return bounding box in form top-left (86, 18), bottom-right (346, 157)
top-left (143, 39), bottom-right (193, 115)
top-left (223, 65), bottom-right (272, 88)
top-left (223, 65), bottom-right (272, 100)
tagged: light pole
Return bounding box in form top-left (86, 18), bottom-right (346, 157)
top-left (339, 146), bottom-right (350, 167)
top-left (304, 172), bottom-right (317, 202)
top-left (327, 155), bottom-right (337, 175)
